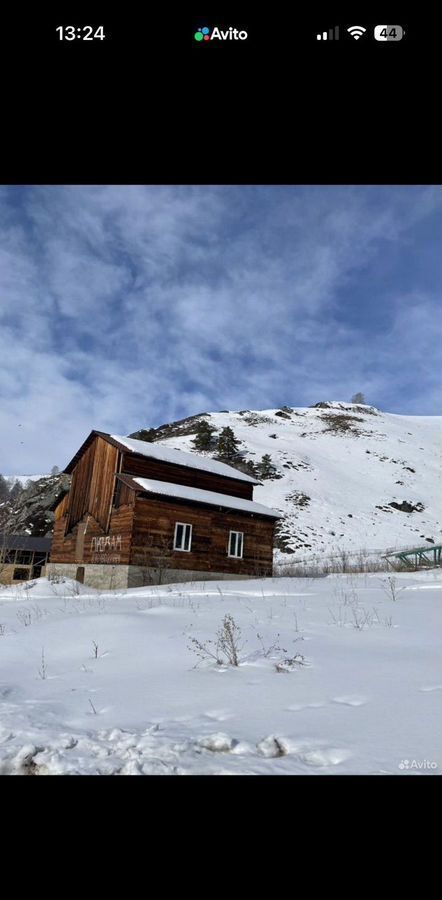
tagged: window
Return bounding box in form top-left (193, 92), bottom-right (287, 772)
top-left (228, 531), bottom-right (244, 558)
top-left (13, 567), bottom-right (30, 581)
top-left (15, 550), bottom-right (33, 565)
top-left (174, 522), bottom-right (192, 552)
top-left (33, 552), bottom-right (48, 568)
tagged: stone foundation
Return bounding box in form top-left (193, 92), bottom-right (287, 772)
top-left (46, 563), bottom-right (255, 590)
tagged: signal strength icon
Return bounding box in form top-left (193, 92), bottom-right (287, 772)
top-left (347, 25), bottom-right (366, 40)
top-left (316, 26), bottom-right (339, 40)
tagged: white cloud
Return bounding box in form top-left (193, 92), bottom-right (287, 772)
top-left (0, 185), bottom-right (441, 472)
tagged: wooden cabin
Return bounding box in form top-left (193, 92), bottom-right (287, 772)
top-left (48, 431), bottom-right (282, 588)
top-left (0, 534), bottom-right (52, 584)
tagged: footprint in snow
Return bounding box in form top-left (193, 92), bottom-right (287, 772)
top-left (332, 695), bottom-right (368, 707)
top-left (297, 747), bottom-right (352, 767)
top-left (204, 709), bottom-right (233, 722)
top-left (286, 702), bottom-right (326, 711)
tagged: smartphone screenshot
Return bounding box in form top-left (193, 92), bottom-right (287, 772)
top-left (0, 12), bottom-right (440, 785)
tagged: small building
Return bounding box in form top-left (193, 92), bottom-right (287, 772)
top-left (0, 534), bottom-right (52, 584)
top-left (47, 431), bottom-right (282, 588)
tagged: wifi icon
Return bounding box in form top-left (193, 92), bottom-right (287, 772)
top-left (347, 25), bottom-right (366, 40)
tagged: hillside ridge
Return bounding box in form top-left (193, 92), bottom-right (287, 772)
top-left (132, 402), bottom-right (442, 559)
top-left (3, 403), bottom-right (441, 556)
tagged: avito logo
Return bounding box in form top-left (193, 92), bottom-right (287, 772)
top-left (194, 27), bottom-right (211, 41)
top-left (194, 26), bottom-right (248, 42)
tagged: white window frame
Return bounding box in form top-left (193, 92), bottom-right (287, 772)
top-left (228, 530), bottom-right (244, 558)
top-left (174, 522), bottom-right (193, 552)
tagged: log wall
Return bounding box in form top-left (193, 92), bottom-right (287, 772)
top-left (121, 453), bottom-right (254, 500)
top-left (50, 505), bottom-right (134, 565)
top-left (66, 436), bottom-right (121, 533)
top-left (131, 496), bottom-right (274, 576)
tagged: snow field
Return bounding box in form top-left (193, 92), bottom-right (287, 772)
top-left (1, 572), bottom-right (441, 775)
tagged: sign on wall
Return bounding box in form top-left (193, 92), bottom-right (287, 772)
top-left (90, 534), bottom-right (122, 564)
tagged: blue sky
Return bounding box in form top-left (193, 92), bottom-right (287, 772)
top-left (1, 185), bottom-right (441, 474)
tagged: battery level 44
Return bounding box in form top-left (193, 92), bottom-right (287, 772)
top-left (374, 25), bottom-right (404, 41)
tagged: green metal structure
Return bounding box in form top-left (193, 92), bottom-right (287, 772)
top-left (384, 544), bottom-right (442, 569)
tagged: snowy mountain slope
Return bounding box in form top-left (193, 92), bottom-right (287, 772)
top-left (143, 403), bottom-right (442, 560)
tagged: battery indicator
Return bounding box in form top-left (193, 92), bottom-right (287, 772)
top-left (374, 25), bottom-right (404, 41)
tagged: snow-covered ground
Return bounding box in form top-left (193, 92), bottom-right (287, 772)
top-left (1, 573), bottom-right (441, 775)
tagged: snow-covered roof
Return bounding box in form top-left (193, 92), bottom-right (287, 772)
top-left (111, 435), bottom-right (259, 484)
top-left (132, 477), bottom-right (282, 519)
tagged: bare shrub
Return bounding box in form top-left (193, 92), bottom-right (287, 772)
top-left (275, 653), bottom-right (306, 673)
top-left (322, 413), bottom-right (364, 434)
top-left (48, 572), bottom-right (66, 584)
top-left (188, 614), bottom-right (244, 667)
top-left (351, 607), bottom-right (375, 630)
top-left (380, 576), bottom-right (405, 602)
top-left (328, 605), bottom-right (347, 627)
top-left (329, 603), bottom-right (394, 630)
top-left (16, 604), bottom-right (46, 627)
top-left (69, 579), bottom-right (81, 596)
top-left (242, 413), bottom-right (274, 426)
top-left (274, 546), bottom-right (395, 578)
top-left (16, 607), bottom-right (33, 627)
top-left (338, 548), bottom-right (350, 573)
top-left (255, 632), bottom-right (287, 658)
top-left (188, 633), bottom-right (223, 666)
top-left (37, 648), bottom-right (47, 679)
top-left (333, 584), bottom-right (359, 607)
top-left (217, 614), bottom-right (243, 666)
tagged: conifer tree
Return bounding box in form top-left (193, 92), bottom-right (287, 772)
top-left (258, 453), bottom-right (276, 479)
top-left (216, 426), bottom-right (241, 461)
top-left (131, 429), bottom-right (156, 443)
top-left (192, 420), bottom-right (217, 452)
top-left (244, 460), bottom-right (258, 477)
top-left (233, 459), bottom-right (258, 478)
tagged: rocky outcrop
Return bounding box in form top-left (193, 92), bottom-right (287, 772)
top-left (4, 473), bottom-right (71, 536)
top-left (389, 501), bottom-right (425, 513)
